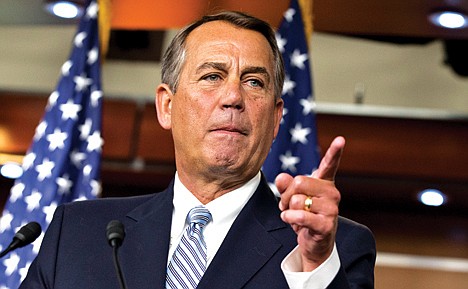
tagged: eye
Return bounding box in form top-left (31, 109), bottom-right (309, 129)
top-left (202, 74), bottom-right (222, 82)
top-left (246, 79), bottom-right (264, 88)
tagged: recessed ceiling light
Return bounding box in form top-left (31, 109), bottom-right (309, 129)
top-left (418, 189), bottom-right (446, 207)
top-left (45, 1), bottom-right (84, 19)
top-left (0, 162), bottom-right (23, 179)
top-left (429, 11), bottom-right (468, 29)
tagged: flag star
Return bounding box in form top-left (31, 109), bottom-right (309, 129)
top-left (74, 31), bottom-right (87, 48)
top-left (24, 190), bottom-right (42, 212)
top-left (15, 222), bottom-right (28, 232)
top-left (279, 151), bottom-right (300, 173)
top-left (10, 183), bottom-right (25, 203)
top-left (74, 195), bottom-right (88, 202)
top-left (275, 33), bottom-right (287, 53)
top-left (284, 8), bottom-right (295, 22)
top-left (60, 99), bottom-right (82, 121)
top-left (282, 75), bottom-right (296, 96)
top-left (1, 2), bottom-right (103, 286)
top-left (19, 262), bottom-right (32, 282)
top-left (0, 211), bottom-right (13, 233)
top-left (34, 120), bottom-right (48, 140)
top-left (47, 91), bottom-right (59, 110)
top-left (46, 128), bottom-right (68, 151)
top-left (290, 123), bottom-right (311, 144)
top-left (87, 47), bottom-right (98, 65)
top-left (32, 233), bottom-right (44, 255)
top-left (90, 89), bottom-right (103, 107)
top-left (90, 179), bottom-right (101, 197)
top-left (83, 164), bottom-right (92, 177)
top-left (35, 158), bottom-right (55, 181)
top-left (290, 49), bottom-right (308, 69)
top-left (86, 1), bottom-right (99, 19)
top-left (43, 202), bottom-right (58, 224)
top-left (22, 152), bottom-right (36, 170)
top-left (281, 107), bottom-right (289, 124)
top-left (300, 95), bottom-right (316, 115)
top-left (74, 73), bottom-right (93, 91)
top-left (79, 118), bottom-right (92, 140)
top-left (3, 252), bottom-right (20, 276)
top-left (70, 150), bottom-right (86, 168)
top-left (61, 60), bottom-right (73, 76)
top-left (56, 174), bottom-right (73, 194)
top-left (86, 131), bottom-right (103, 152)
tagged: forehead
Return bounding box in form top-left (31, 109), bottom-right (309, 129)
top-left (184, 21), bottom-right (274, 66)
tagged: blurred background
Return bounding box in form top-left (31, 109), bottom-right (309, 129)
top-left (1, 1), bottom-right (467, 288)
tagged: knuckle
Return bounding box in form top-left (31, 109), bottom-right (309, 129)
top-left (290, 194), bottom-right (303, 208)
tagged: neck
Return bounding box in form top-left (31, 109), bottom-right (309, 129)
top-left (177, 170), bottom-right (257, 205)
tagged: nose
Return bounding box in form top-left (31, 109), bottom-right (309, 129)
top-left (220, 80), bottom-right (245, 111)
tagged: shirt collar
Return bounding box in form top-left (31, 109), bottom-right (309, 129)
top-left (172, 171), bottom-right (261, 225)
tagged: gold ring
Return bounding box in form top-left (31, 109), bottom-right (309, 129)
top-left (304, 196), bottom-right (313, 212)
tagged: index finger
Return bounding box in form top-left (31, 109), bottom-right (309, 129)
top-left (312, 136), bottom-right (346, 181)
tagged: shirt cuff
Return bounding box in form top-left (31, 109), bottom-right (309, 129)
top-left (281, 243), bottom-right (340, 289)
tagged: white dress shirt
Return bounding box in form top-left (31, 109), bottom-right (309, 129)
top-left (168, 171), bottom-right (340, 289)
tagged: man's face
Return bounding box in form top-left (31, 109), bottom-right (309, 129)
top-left (158, 21), bottom-right (283, 185)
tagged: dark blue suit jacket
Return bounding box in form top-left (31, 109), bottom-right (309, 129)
top-left (20, 177), bottom-right (376, 289)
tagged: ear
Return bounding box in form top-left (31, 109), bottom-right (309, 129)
top-left (273, 98), bottom-right (284, 138)
top-left (155, 84), bottom-right (173, 130)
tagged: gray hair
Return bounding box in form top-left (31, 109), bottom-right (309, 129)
top-left (161, 11), bottom-right (285, 99)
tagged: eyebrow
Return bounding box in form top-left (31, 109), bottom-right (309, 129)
top-left (196, 62), bottom-right (227, 74)
top-left (196, 62), bottom-right (271, 84)
top-left (241, 66), bottom-right (270, 84)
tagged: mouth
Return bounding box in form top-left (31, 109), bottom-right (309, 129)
top-left (210, 125), bottom-right (248, 136)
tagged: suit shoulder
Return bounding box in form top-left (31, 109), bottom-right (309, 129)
top-left (337, 216), bottom-right (373, 236)
top-left (59, 194), bottom-right (156, 217)
top-left (336, 216), bottom-right (376, 258)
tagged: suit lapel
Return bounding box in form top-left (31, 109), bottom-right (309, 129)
top-left (119, 182), bottom-right (175, 289)
top-left (198, 177), bottom-right (290, 289)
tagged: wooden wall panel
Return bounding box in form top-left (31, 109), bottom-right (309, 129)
top-left (0, 92), bottom-right (138, 160)
top-left (101, 99), bottom-right (137, 159)
top-left (136, 103), bottom-right (175, 164)
top-left (316, 114), bottom-right (468, 181)
top-left (0, 93), bottom-right (46, 154)
top-left (375, 266), bottom-right (468, 289)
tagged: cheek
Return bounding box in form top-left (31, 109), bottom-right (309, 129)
top-left (250, 104), bottom-right (277, 142)
top-left (172, 93), bottom-right (209, 131)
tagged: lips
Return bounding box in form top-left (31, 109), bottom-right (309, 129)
top-left (209, 124), bottom-right (248, 136)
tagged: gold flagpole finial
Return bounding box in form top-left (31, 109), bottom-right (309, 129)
top-left (298, 0), bottom-right (313, 47)
top-left (98, 0), bottom-right (112, 62)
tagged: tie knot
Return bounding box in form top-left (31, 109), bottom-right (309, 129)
top-left (187, 206), bottom-right (212, 228)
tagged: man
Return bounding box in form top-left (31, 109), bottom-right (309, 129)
top-left (20, 11), bottom-right (375, 289)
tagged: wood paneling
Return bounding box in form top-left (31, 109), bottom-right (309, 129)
top-left (101, 99), bottom-right (137, 159)
top-left (1, 93), bottom-right (468, 289)
top-left (0, 93), bottom-right (47, 154)
top-left (376, 266), bottom-right (468, 289)
top-left (317, 114), bottom-right (468, 181)
top-left (0, 92), bottom-right (138, 160)
top-left (136, 103), bottom-right (175, 164)
top-left (2, 92), bottom-right (467, 185)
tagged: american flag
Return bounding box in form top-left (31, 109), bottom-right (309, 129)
top-left (263, 0), bottom-right (321, 188)
top-left (0, 0), bottom-right (103, 287)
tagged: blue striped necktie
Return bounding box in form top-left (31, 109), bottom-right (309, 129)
top-left (166, 206), bottom-right (212, 289)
